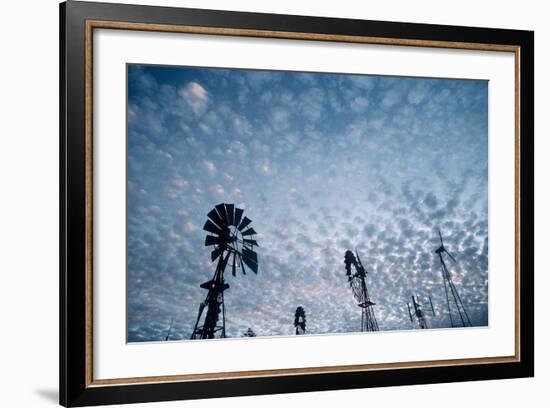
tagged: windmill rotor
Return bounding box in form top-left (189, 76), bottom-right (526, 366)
top-left (204, 203), bottom-right (259, 276)
top-left (191, 203), bottom-right (259, 340)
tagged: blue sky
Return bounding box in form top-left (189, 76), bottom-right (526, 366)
top-left (127, 64), bottom-right (488, 342)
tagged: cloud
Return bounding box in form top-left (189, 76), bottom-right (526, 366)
top-left (183, 222), bottom-right (196, 232)
top-left (270, 107), bottom-right (291, 131)
top-left (202, 160), bottom-right (216, 173)
top-left (350, 96), bottom-right (369, 113)
top-left (179, 81), bottom-right (209, 115)
top-left (209, 184), bottom-right (225, 198)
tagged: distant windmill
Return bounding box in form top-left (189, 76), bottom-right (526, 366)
top-left (190, 203), bottom-right (259, 340)
top-left (164, 317), bottom-right (175, 341)
top-left (344, 250), bottom-right (379, 332)
top-left (435, 229), bottom-right (472, 327)
top-left (242, 327), bottom-right (257, 337)
top-left (294, 307), bottom-right (306, 335)
top-left (407, 295), bottom-right (435, 329)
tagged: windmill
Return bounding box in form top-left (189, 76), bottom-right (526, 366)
top-left (294, 306), bottom-right (306, 335)
top-left (190, 203), bottom-right (259, 340)
top-left (164, 317), bottom-right (175, 341)
top-left (435, 229), bottom-right (472, 327)
top-left (242, 328), bottom-right (257, 337)
top-left (407, 295), bottom-right (435, 329)
top-left (344, 250), bottom-right (379, 332)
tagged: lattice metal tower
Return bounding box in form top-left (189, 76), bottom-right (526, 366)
top-left (435, 229), bottom-right (472, 327)
top-left (294, 306), bottom-right (306, 335)
top-left (407, 295), bottom-right (435, 329)
top-left (344, 250), bottom-right (379, 332)
top-left (191, 203), bottom-right (259, 339)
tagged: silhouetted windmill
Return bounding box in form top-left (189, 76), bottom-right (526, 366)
top-left (435, 229), bottom-right (472, 327)
top-left (190, 203), bottom-right (259, 340)
top-left (294, 306), bottom-right (306, 335)
top-left (407, 295), bottom-right (435, 329)
top-left (242, 328), bottom-right (257, 337)
top-left (164, 317), bottom-right (175, 341)
top-left (344, 250), bottom-right (379, 332)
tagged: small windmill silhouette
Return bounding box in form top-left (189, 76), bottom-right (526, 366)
top-left (435, 229), bottom-right (472, 327)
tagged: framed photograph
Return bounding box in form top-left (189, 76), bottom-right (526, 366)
top-left (60, 1), bottom-right (534, 406)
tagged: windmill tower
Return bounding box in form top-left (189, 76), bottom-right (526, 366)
top-left (294, 306), bottom-right (306, 335)
top-left (191, 203), bottom-right (259, 339)
top-left (407, 295), bottom-right (435, 329)
top-left (435, 229), bottom-right (472, 327)
top-left (344, 250), bottom-right (379, 332)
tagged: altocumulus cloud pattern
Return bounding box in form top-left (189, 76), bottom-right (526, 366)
top-left (127, 65), bottom-right (488, 342)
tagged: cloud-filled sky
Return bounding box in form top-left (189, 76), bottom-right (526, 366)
top-left (127, 64), bottom-right (488, 342)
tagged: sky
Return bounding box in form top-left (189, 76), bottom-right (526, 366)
top-left (126, 64), bottom-right (489, 342)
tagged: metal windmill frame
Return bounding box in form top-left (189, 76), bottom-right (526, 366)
top-left (435, 230), bottom-right (472, 328)
top-left (294, 306), bottom-right (307, 335)
top-left (344, 250), bottom-right (379, 332)
top-left (190, 203), bottom-right (259, 340)
top-left (407, 295), bottom-right (435, 329)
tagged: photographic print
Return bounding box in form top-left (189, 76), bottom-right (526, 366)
top-left (126, 64), bottom-right (489, 343)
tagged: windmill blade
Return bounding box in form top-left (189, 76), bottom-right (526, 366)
top-left (211, 246), bottom-right (224, 262)
top-left (241, 248), bottom-right (258, 273)
top-left (205, 235), bottom-right (221, 247)
top-left (445, 249), bottom-right (457, 263)
top-left (243, 239), bottom-right (258, 247)
top-left (407, 303), bottom-right (413, 322)
top-left (207, 208), bottom-right (224, 228)
top-left (203, 219), bottom-right (222, 235)
top-left (238, 253), bottom-right (246, 275)
top-left (220, 251), bottom-right (231, 269)
top-left (438, 229), bottom-right (444, 246)
top-left (241, 227), bottom-right (257, 237)
top-left (237, 216), bottom-right (252, 231)
top-left (241, 256), bottom-right (258, 274)
top-left (231, 252), bottom-right (237, 277)
top-left (225, 204), bottom-right (235, 226)
top-left (215, 203), bottom-right (229, 225)
top-left (233, 207), bottom-right (244, 227)
top-left (242, 247), bottom-right (258, 263)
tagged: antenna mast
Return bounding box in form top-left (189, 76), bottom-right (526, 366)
top-left (344, 250), bottom-right (379, 332)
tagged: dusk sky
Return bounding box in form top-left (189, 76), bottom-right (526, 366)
top-left (126, 64), bottom-right (488, 342)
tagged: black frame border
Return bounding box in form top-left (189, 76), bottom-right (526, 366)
top-left (60, 1), bottom-right (534, 406)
